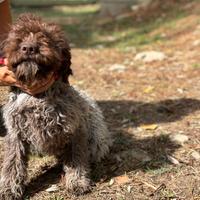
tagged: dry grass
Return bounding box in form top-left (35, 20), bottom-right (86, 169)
top-left (1, 1), bottom-right (200, 199)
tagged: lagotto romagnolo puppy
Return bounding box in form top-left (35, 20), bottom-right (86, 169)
top-left (0, 14), bottom-right (112, 199)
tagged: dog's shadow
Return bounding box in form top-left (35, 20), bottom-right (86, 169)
top-left (92, 98), bottom-right (200, 181)
top-left (0, 98), bottom-right (199, 197)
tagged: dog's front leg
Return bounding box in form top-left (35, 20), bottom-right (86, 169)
top-left (0, 134), bottom-right (28, 200)
top-left (63, 128), bottom-right (91, 196)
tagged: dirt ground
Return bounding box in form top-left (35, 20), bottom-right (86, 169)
top-left (2, 1), bottom-right (200, 200)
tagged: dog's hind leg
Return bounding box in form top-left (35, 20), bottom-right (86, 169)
top-left (0, 134), bottom-right (28, 200)
top-left (62, 127), bottom-right (91, 196)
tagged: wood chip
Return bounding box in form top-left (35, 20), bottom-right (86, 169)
top-left (45, 184), bottom-right (59, 193)
top-left (115, 175), bottom-right (130, 185)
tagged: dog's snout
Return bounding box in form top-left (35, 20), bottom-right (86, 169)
top-left (21, 43), bottom-right (38, 55)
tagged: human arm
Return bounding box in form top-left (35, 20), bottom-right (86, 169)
top-left (0, 0), bottom-right (12, 42)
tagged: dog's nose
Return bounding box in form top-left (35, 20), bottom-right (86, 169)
top-left (21, 43), bottom-right (37, 54)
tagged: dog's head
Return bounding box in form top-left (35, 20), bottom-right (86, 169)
top-left (3, 13), bottom-right (72, 85)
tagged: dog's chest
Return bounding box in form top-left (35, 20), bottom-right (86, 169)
top-left (3, 90), bottom-right (86, 154)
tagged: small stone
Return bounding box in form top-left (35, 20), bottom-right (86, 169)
top-left (109, 64), bottom-right (126, 72)
top-left (109, 178), bottom-right (115, 186)
top-left (170, 134), bottom-right (189, 146)
top-left (45, 184), bottom-right (59, 193)
top-left (131, 5), bottom-right (140, 11)
top-left (177, 88), bottom-right (184, 94)
top-left (191, 151), bottom-right (200, 160)
top-left (167, 155), bottom-right (180, 165)
top-left (95, 44), bottom-right (104, 49)
top-left (134, 51), bottom-right (167, 62)
top-left (193, 40), bottom-right (200, 47)
top-left (160, 33), bottom-right (167, 38)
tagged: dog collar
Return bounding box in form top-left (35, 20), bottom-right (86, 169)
top-left (0, 57), bottom-right (5, 66)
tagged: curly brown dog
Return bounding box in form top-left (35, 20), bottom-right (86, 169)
top-left (0, 14), bottom-right (112, 200)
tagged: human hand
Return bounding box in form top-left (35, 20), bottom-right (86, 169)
top-left (0, 65), bottom-right (17, 86)
top-left (0, 59), bottom-right (56, 95)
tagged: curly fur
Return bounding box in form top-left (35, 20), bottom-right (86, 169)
top-left (0, 14), bottom-right (112, 199)
top-left (3, 14), bottom-right (72, 84)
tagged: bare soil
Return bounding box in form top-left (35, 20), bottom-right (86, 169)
top-left (1, 1), bottom-right (200, 199)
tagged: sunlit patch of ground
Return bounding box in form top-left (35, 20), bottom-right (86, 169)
top-left (1, 1), bottom-right (200, 199)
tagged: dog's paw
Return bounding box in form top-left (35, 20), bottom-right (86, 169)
top-left (65, 176), bottom-right (92, 196)
top-left (0, 181), bottom-right (23, 200)
top-left (0, 189), bottom-right (22, 200)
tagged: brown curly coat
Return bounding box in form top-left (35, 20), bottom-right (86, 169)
top-left (0, 14), bottom-right (112, 200)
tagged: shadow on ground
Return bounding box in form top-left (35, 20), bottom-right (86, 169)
top-left (0, 98), bottom-right (200, 196)
top-left (92, 98), bottom-right (200, 180)
top-left (99, 98), bottom-right (200, 127)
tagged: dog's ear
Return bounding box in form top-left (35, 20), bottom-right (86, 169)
top-left (60, 45), bottom-right (73, 83)
top-left (45, 23), bottom-right (73, 83)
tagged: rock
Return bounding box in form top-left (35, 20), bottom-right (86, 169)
top-left (191, 151), bottom-right (200, 160)
top-left (134, 51), bottom-right (167, 62)
top-left (109, 64), bottom-right (126, 72)
top-left (193, 40), bottom-right (200, 47)
top-left (45, 184), bottom-right (59, 193)
top-left (95, 44), bottom-right (104, 49)
top-left (170, 134), bottom-right (189, 146)
top-left (177, 88), bottom-right (184, 94)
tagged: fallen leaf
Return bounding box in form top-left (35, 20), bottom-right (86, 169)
top-left (115, 175), bottom-right (130, 185)
top-left (140, 124), bottom-right (158, 130)
top-left (144, 86), bottom-right (155, 93)
top-left (167, 155), bottom-right (180, 165)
